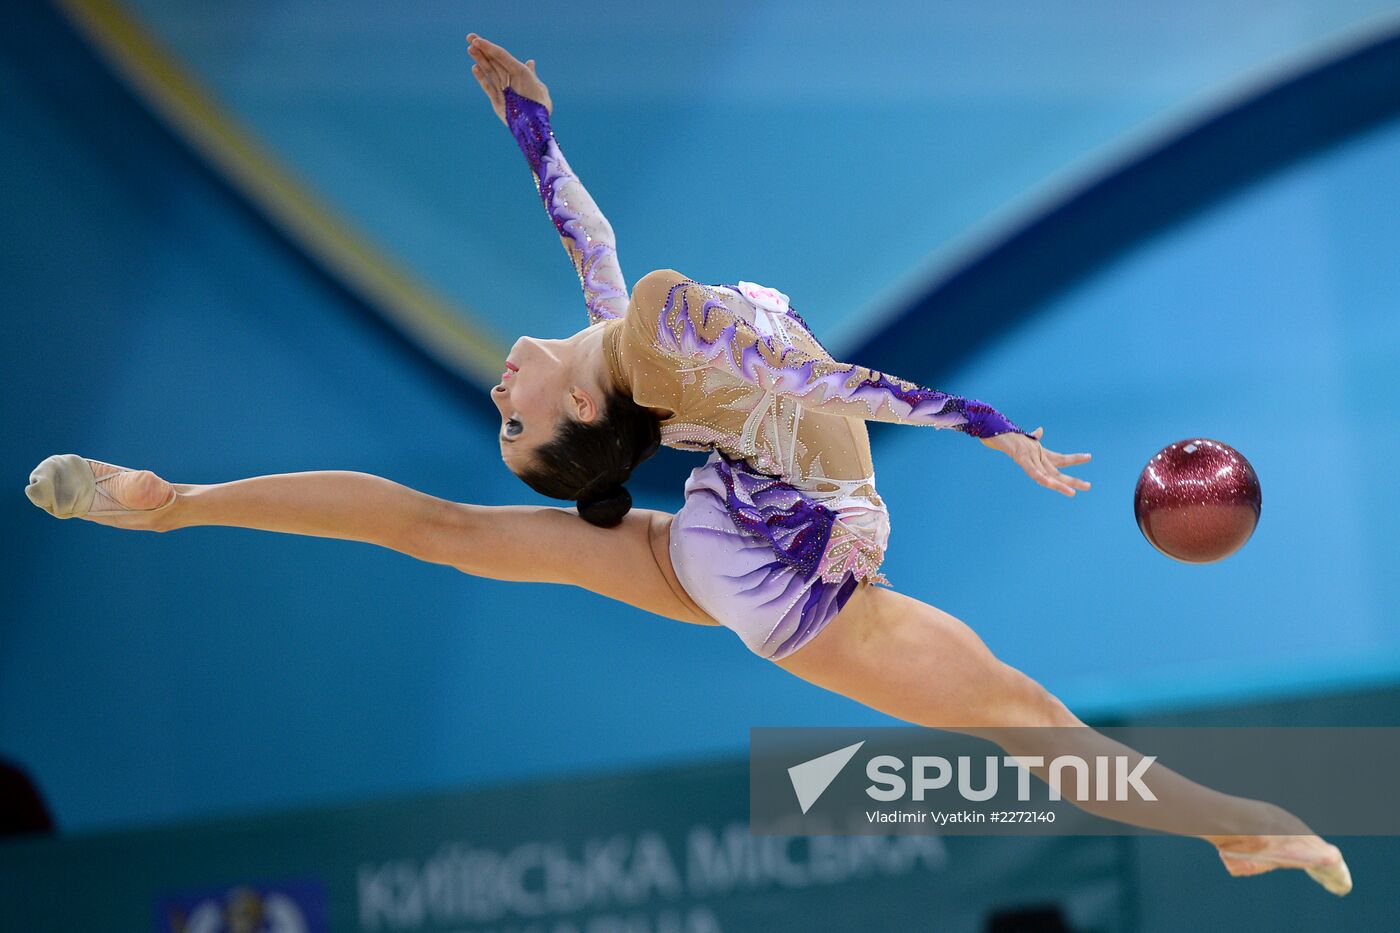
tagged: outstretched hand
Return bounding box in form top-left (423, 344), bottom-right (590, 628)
top-left (980, 427), bottom-right (1092, 497)
top-left (466, 33), bottom-right (551, 126)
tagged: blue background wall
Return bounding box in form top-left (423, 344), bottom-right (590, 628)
top-left (3, 0), bottom-right (1399, 833)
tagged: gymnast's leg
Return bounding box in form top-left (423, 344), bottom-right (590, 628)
top-left (25, 457), bottom-right (1347, 891)
top-left (24, 457), bottom-right (713, 626)
top-left (775, 584), bottom-right (1351, 894)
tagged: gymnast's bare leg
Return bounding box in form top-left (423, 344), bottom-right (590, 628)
top-left (26, 460), bottom-right (1349, 894)
top-left (777, 585), bottom-right (1349, 891)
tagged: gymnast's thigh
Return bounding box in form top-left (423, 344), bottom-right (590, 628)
top-left (446, 503), bottom-right (716, 627)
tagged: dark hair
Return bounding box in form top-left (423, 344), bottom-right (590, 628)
top-left (516, 389), bottom-right (661, 528)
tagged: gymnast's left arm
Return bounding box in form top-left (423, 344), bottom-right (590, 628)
top-left (467, 34), bottom-right (629, 325)
top-left (634, 270), bottom-right (1038, 436)
top-left (631, 269), bottom-right (1092, 496)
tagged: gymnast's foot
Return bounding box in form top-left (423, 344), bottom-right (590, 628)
top-left (1214, 833), bottom-right (1352, 896)
top-left (25, 455), bottom-right (176, 529)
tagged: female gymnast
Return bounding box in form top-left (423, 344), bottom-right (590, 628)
top-left (25, 33), bottom-right (1350, 895)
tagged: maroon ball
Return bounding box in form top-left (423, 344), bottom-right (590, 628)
top-left (1134, 438), bottom-right (1261, 563)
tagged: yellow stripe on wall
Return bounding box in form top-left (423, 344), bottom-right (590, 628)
top-left (56, 0), bottom-right (506, 388)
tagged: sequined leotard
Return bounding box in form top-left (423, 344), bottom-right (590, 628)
top-left (505, 88), bottom-right (1032, 659)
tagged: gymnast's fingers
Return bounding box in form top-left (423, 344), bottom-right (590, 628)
top-left (1045, 448), bottom-right (1092, 467)
top-left (1041, 451), bottom-right (1090, 490)
top-left (473, 37), bottom-right (511, 88)
top-left (1029, 454), bottom-right (1077, 496)
top-left (479, 37), bottom-right (525, 85)
top-left (484, 36), bottom-right (529, 73)
top-left (1037, 469), bottom-right (1076, 497)
top-left (471, 65), bottom-right (503, 111)
top-left (1040, 449), bottom-right (1088, 492)
top-left (1058, 470), bottom-right (1091, 491)
top-left (469, 62), bottom-right (491, 92)
top-left (467, 42), bottom-right (496, 86)
top-left (1023, 459), bottom-right (1060, 494)
top-left (466, 34), bottom-right (489, 67)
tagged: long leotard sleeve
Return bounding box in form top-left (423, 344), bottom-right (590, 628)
top-left (503, 88), bottom-right (628, 325)
top-left (626, 269), bottom-right (1034, 440)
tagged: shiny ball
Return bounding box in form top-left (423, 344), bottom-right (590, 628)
top-left (1134, 438), bottom-right (1261, 563)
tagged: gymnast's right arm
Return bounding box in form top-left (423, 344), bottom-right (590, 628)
top-left (468, 34), bottom-right (629, 324)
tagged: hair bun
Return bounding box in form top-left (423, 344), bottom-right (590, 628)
top-left (577, 483), bottom-right (632, 528)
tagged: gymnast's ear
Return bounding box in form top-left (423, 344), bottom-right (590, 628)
top-left (567, 386), bottom-right (600, 423)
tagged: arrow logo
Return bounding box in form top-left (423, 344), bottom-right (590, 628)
top-left (787, 741), bottom-right (865, 814)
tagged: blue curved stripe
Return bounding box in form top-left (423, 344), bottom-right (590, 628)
top-left (848, 20), bottom-right (1400, 384)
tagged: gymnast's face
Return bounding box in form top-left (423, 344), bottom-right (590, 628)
top-left (490, 335), bottom-right (600, 473)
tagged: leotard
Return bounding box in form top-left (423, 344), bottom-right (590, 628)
top-left (504, 88), bottom-right (1031, 658)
